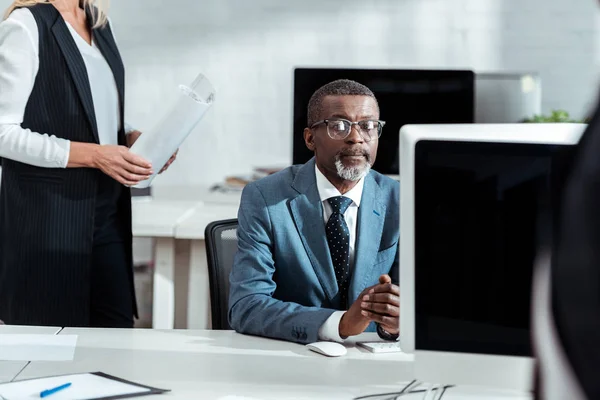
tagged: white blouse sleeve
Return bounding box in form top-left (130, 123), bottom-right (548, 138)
top-left (0, 8), bottom-right (70, 168)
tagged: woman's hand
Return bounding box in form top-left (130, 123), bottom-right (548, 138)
top-left (159, 149), bottom-right (178, 174)
top-left (127, 130), bottom-right (177, 174)
top-left (126, 130), bottom-right (142, 148)
top-left (92, 145), bottom-right (153, 186)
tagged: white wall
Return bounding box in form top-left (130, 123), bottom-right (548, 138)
top-left (2, 0), bottom-right (599, 188)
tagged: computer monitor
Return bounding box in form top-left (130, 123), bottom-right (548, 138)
top-left (292, 68), bottom-right (475, 175)
top-left (399, 123), bottom-right (586, 392)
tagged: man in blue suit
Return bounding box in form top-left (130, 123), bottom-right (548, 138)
top-left (228, 79), bottom-right (399, 344)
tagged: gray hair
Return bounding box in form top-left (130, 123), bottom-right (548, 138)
top-left (307, 79), bottom-right (378, 127)
top-left (335, 157), bottom-right (371, 181)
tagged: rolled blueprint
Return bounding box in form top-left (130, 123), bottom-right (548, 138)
top-left (129, 73), bottom-right (215, 189)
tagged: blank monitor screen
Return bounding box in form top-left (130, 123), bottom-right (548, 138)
top-left (414, 140), bottom-right (575, 358)
top-left (293, 68), bottom-right (475, 175)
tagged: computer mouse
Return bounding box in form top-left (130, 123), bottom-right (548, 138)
top-left (305, 341), bottom-right (347, 357)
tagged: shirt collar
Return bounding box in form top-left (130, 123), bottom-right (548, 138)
top-left (314, 163), bottom-right (364, 207)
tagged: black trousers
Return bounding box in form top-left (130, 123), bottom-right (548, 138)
top-left (90, 174), bottom-right (134, 328)
top-left (90, 239), bottom-right (134, 328)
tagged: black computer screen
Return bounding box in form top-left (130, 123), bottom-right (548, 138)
top-left (414, 140), bottom-right (575, 357)
top-left (292, 68), bottom-right (475, 175)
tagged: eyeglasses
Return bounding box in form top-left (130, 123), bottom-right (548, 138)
top-left (310, 118), bottom-right (385, 142)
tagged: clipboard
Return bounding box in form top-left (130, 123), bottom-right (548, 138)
top-left (0, 371), bottom-right (169, 399)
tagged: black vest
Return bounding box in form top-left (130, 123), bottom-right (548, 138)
top-left (0, 4), bottom-right (136, 326)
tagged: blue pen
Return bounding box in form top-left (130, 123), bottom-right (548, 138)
top-left (40, 382), bottom-right (71, 398)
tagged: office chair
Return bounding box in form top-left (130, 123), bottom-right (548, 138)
top-left (204, 218), bottom-right (238, 330)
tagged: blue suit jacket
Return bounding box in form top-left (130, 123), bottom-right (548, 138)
top-left (228, 158), bottom-right (399, 344)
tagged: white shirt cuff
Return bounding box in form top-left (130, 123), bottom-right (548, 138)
top-left (318, 311), bottom-right (346, 343)
top-left (61, 140), bottom-right (71, 168)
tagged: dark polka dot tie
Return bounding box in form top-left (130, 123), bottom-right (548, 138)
top-left (326, 196), bottom-right (353, 310)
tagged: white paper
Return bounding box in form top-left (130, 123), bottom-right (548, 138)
top-left (129, 73), bottom-right (215, 189)
top-left (0, 335), bottom-right (77, 361)
top-left (0, 373), bottom-right (150, 400)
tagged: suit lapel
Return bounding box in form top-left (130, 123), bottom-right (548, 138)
top-left (51, 16), bottom-right (99, 143)
top-left (290, 159), bottom-right (338, 301)
top-left (350, 173), bottom-right (386, 297)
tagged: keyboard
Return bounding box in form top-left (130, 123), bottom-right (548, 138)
top-left (357, 341), bottom-right (402, 353)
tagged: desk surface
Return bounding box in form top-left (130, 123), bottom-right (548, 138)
top-left (16, 329), bottom-right (411, 399)
top-left (131, 187), bottom-right (240, 239)
top-left (0, 326), bottom-right (62, 383)
top-left (151, 185), bottom-right (242, 206)
top-left (131, 198), bottom-right (201, 237)
top-left (11, 328), bottom-right (531, 400)
top-left (175, 203), bottom-right (239, 239)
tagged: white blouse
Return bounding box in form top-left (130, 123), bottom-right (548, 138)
top-left (0, 7), bottom-right (132, 168)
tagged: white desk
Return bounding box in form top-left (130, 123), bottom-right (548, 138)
top-left (131, 197), bottom-right (202, 329)
top-left (175, 203), bottom-right (239, 329)
top-left (151, 185), bottom-right (242, 206)
top-left (131, 187), bottom-right (241, 330)
top-left (0, 325), bottom-right (62, 383)
top-left (12, 328), bottom-right (530, 400)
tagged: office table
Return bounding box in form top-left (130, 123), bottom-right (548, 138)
top-left (131, 187), bottom-right (241, 330)
top-left (131, 197), bottom-right (202, 329)
top-left (174, 203), bottom-right (239, 329)
top-left (0, 325), bottom-right (62, 383)
top-left (11, 328), bottom-right (531, 400)
top-left (151, 185), bottom-right (242, 206)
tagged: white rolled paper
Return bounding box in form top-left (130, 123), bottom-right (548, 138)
top-left (129, 73), bottom-right (215, 189)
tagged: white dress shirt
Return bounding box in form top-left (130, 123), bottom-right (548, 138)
top-left (315, 164), bottom-right (365, 342)
top-left (0, 7), bottom-right (132, 169)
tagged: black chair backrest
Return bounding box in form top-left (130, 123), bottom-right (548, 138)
top-left (204, 218), bottom-right (238, 330)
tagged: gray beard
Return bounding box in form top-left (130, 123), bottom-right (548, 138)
top-left (334, 157), bottom-right (371, 181)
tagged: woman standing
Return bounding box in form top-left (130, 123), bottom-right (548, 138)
top-left (0, 0), bottom-right (174, 327)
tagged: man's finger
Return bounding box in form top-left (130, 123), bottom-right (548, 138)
top-left (379, 274), bottom-right (391, 284)
top-left (361, 301), bottom-right (399, 317)
top-left (367, 283), bottom-right (400, 296)
top-left (362, 292), bottom-right (399, 305)
top-left (361, 310), bottom-right (398, 327)
top-left (361, 282), bottom-right (380, 296)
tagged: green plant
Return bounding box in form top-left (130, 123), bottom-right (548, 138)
top-left (522, 109), bottom-right (588, 123)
